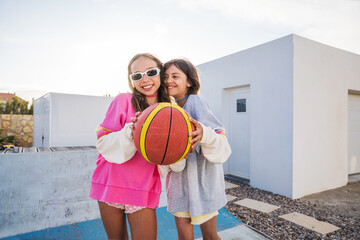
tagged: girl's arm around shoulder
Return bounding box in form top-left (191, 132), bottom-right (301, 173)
top-left (198, 123), bottom-right (231, 164)
top-left (187, 95), bottom-right (231, 163)
top-left (96, 123), bottom-right (137, 164)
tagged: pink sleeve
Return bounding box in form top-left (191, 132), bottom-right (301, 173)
top-left (99, 93), bottom-right (132, 132)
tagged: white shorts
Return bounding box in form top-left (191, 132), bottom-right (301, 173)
top-left (105, 202), bottom-right (145, 214)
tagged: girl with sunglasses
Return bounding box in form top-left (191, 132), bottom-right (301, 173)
top-left (89, 53), bottom-right (172, 240)
top-left (162, 58), bottom-right (231, 240)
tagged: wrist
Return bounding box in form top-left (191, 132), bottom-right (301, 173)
top-left (199, 123), bottom-right (207, 144)
top-left (124, 123), bottom-right (134, 141)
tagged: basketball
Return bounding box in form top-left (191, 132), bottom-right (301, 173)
top-left (133, 102), bottom-right (194, 165)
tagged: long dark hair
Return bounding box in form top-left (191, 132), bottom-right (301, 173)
top-left (127, 53), bottom-right (170, 112)
top-left (164, 58), bottom-right (200, 95)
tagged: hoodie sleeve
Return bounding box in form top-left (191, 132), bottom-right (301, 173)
top-left (197, 123), bottom-right (231, 164)
top-left (95, 94), bottom-right (137, 164)
top-left (96, 123), bottom-right (137, 164)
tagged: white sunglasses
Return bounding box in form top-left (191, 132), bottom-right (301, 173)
top-left (129, 68), bottom-right (160, 82)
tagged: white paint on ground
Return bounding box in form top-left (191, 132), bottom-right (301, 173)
top-left (234, 198), bottom-right (280, 213)
top-left (227, 194), bottom-right (238, 202)
top-left (280, 212), bottom-right (340, 235)
top-left (225, 181), bottom-right (239, 190)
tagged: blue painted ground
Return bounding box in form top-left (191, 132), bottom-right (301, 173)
top-left (2, 207), bottom-right (242, 240)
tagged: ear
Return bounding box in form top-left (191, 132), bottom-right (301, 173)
top-left (187, 81), bottom-right (192, 87)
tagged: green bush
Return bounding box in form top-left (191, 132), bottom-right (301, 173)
top-left (0, 129), bottom-right (17, 146)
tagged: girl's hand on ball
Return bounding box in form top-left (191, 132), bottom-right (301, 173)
top-left (189, 117), bottom-right (203, 152)
top-left (130, 111), bottom-right (142, 137)
top-left (130, 112), bottom-right (141, 124)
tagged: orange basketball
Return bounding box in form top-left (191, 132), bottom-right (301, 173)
top-left (133, 102), bottom-right (194, 165)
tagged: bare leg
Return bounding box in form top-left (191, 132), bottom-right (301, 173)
top-left (174, 216), bottom-right (194, 240)
top-left (199, 216), bottom-right (220, 240)
top-left (98, 201), bottom-right (129, 240)
top-left (127, 208), bottom-right (157, 240)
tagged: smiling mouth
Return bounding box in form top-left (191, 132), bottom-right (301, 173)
top-left (143, 85), bottom-right (153, 90)
top-left (168, 86), bottom-right (175, 89)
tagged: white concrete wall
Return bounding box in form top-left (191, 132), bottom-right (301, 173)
top-left (292, 36), bottom-right (360, 198)
top-left (0, 149), bottom-right (168, 238)
top-left (33, 93), bottom-right (113, 147)
top-left (198, 35), bottom-right (294, 198)
top-left (0, 150), bottom-right (99, 238)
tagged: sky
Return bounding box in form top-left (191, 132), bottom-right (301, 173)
top-left (1, 0), bottom-right (359, 102)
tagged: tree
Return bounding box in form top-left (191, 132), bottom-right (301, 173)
top-left (0, 95), bottom-right (33, 115)
top-left (28, 103), bottom-right (33, 115)
top-left (0, 102), bottom-right (4, 114)
top-left (5, 100), bottom-right (11, 113)
top-left (11, 96), bottom-right (20, 114)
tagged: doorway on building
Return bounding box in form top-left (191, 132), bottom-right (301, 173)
top-left (348, 92), bottom-right (360, 175)
top-left (225, 86), bottom-right (250, 179)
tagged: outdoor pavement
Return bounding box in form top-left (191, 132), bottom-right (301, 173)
top-left (156, 180), bottom-right (271, 240)
top-left (195, 225), bottom-right (270, 240)
top-left (1, 207), bottom-right (270, 240)
top-left (2, 154), bottom-right (358, 240)
top-left (158, 207), bottom-right (270, 240)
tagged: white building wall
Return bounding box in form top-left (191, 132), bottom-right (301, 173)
top-left (33, 93), bottom-right (113, 147)
top-left (346, 57), bottom-right (360, 91)
top-left (33, 96), bottom-right (44, 147)
top-left (292, 36), bottom-right (360, 198)
top-left (199, 34), bottom-right (360, 199)
top-left (198, 35), bottom-right (294, 198)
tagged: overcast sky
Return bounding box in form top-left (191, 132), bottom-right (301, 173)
top-left (1, 0), bottom-right (359, 102)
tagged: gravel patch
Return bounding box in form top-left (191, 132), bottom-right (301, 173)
top-left (225, 180), bottom-right (359, 240)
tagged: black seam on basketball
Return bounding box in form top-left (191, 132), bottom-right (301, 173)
top-left (144, 106), bottom-right (170, 163)
top-left (161, 104), bottom-right (172, 165)
top-left (143, 107), bottom-right (165, 160)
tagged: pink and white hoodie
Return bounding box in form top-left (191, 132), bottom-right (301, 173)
top-left (89, 93), bottom-right (161, 208)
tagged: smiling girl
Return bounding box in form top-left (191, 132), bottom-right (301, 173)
top-left (164, 58), bottom-right (232, 240)
top-left (89, 53), bottom-right (171, 240)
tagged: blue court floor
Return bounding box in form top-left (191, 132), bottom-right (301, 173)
top-left (2, 207), bottom-right (269, 240)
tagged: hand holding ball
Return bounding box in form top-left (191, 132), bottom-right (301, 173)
top-left (133, 103), bottom-right (194, 165)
